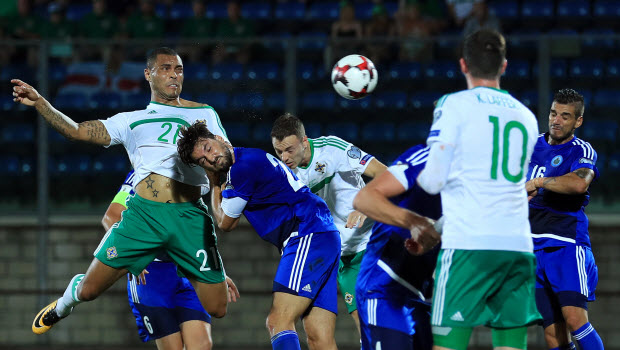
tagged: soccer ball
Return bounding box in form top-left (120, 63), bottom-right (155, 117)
top-left (331, 54), bottom-right (378, 100)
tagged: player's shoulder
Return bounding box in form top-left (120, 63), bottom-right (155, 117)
top-left (397, 144), bottom-right (430, 166)
top-left (570, 137), bottom-right (597, 159)
top-left (179, 98), bottom-right (209, 108)
top-left (311, 136), bottom-right (351, 152)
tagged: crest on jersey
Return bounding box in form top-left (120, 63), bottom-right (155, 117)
top-left (347, 146), bottom-right (361, 159)
top-left (106, 246), bottom-right (118, 260)
top-left (196, 119), bottom-right (207, 125)
top-left (551, 155), bottom-right (563, 167)
top-left (314, 162), bottom-right (326, 174)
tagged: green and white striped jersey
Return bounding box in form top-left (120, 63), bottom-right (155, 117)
top-left (292, 136), bottom-right (374, 255)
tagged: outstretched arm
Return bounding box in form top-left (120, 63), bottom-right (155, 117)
top-left (12, 79), bottom-right (111, 146)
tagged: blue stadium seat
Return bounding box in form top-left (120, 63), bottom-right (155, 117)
top-left (557, 0), bottom-right (590, 17)
top-left (155, 3), bottom-right (168, 18)
top-left (266, 93), bottom-right (285, 110)
top-left (355, 3), bottom-right (375, 20)
top-left (388, 62), bottom-right (421, 80)
top-left (579, 120), bottom-right (618, 142)
top-left (0, 96), bottom-right (15, 111)
top-left (569, 59), bottom-right (604, 78)
top-left (307, 2), bottom-right (340, 20)
top-left (361, 122), bottom-right (395, 142)
top-left (20, 156), bottom-right (35, 175)
top-left (338, 96), bottom-right (373, 109)
top-left (92, 154), bottom-right (130, 173)
top-left (593, 0), bottom-right (620, 18)
top-left (252, 123), bottom-right (271, 141)
top-left (241, 3), bottom-right (272, 20)
top-left (305, 122), bottom-right (322, 138)
top-left (582, 28), bottom-right (615, 50)
top-left (196, 92), bottom-right (229, 109)
top-left (274, 2), bottom-right (306, 20)
top-left (324, 122), bottom-right (359, 142)
top-left (509, 29), bottom-right (540, 51)
top-left (298, 62), bottom-right (315, 80)
top-left (54, 92), bottom-right (88, 110)
top-left (263, 32), bottom-right (292, 50)
top-left (551, 59), bottom-right (568, 78)
top-left (593, 89), bottom-right (620, 107)
top-left (90, 92), bottom-right (122, 110)
top-left (504, 60), bottom-right (531, 79)
top-left (231, 92), bottom-right (264, 110)
top-left (170, 2), bottom-right (194, 19)
top-left (410, 91), bottom-right (443, 109)
top-left (301, 92), bottom-right (335, 109)
top-left (246, 63), bottom-right (280, 80)
top-left (384, 2), bottom-right (398, 16)
top-left (424, 61), bottom-right (459, 79)
top-left (48, 128), bottom-right (69, 144)
top-left (206, 3), bottom-right (228, 19)
top-left (606, 59), bottom-right (620, 78)
top-left (596, 153), bottom-right (607, 174)
top-left (1, 124), bottom-right (34, 143)
top-left (50, 155), bottom-right (91, 175)
top-left (183, 63), bottom-right (208, 80)
top-left (0, 64), bottom-right (34, 82)
top-left (520, 90), bottom-right (538, 108)
top-left (225, 122), bottom-right (251, 142)
top-left (521, 0), bottom-right (554, 18)
top-left (210, 63), bottom-right (244, 80)
top-left (122, 92), bottom-right (150, 110)
top-left (608, 153), bottom-right (620, 173)
top-left (297, 31), bottom-right (328, 51)
top-left (0, 156), bottom-right (20, 175)
top-left (489, 0), bottom-right (519, 19)
top-left (397, 122), bottom-right (432, 141)
top-left (374, 92), bottom-right (408, 109)
top-left (49, 63), bottom-right (67, 82)
top-left (65, 4), bottom-right (92, 21)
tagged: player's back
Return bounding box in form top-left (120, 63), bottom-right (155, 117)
top-left (429, 87), bottom-right (539, 252)
top-left (224, 148), bottom-right (337, 249)
top-left (357, 145), bottom-right (442, 301)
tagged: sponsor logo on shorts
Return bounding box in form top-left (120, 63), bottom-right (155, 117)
top-left (345, 292), bottom-right (354, 305)
top-left (450, 311), bottom-right (464, 322)
top-left (314, 162), bottom-right (326, 174)
top-left (106, 246), bottom-right (118, 260)
top-left (302, 284), bottom-right (312, 293)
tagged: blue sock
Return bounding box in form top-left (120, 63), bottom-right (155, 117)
top-left (271, 330), bottom-right (301, 350)
top-left (571, 322), bottom-right (604, 350)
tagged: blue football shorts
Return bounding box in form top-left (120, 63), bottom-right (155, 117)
top-left (273, 230), bottom-right (341, 315)
top-left (535, 245), bottom-right (598, 328)
top-left (127, 261), bottom-right (211, 342)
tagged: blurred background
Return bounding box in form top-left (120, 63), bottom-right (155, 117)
top-left (0, 0), bottom-right (619, 348)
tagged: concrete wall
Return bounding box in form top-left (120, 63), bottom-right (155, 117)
top-left (1, 218), bottom-right (618, 349)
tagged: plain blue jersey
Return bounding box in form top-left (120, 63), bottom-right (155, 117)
top-left (527, 134), bottom-right (599, 249)
top-left (357, 145), bottom-right (442, 301)
top-left (222, 148), bottom-right (337, 250)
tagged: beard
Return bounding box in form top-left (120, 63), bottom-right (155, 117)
top-left (215, 144), bottom-right (233, 172)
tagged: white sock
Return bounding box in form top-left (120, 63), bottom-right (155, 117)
top-left (55, 274), bottom-right (85, 317)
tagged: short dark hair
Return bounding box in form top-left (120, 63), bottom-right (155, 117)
top-left (271, 113), bottom-right (305, 141)
top-left (462, 29), bottom-right (506, 80)
top-left (146, 47), bottom-right (179, 69)
top-left (553, 88), bottom-right (585, 118)
top-left (177, 122), bottom-right (215, 165)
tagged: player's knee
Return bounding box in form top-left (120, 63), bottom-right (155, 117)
top-left (306, 331), bottom-right (333, 349)
top-left (76, 282), bottom-right (100, 301)
top-left (564, 313), bottom-right (587, 332)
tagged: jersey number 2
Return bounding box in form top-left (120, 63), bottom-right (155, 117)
top-left (489, 116), bottom-right (529, 183)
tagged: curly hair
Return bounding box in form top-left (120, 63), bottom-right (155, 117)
top-left (553, 88), bottom-right (585, 117)
top-left (177, 121), bottom-right (215, 165)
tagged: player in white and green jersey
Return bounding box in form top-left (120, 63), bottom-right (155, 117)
top-left (271, 114), bottom-right (387, 334)
top-left (16, 47), bottom-right (232, 336)
top-left (415, 29), bottom-right (541, 350)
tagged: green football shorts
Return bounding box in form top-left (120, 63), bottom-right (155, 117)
top-left (94, 194), bottom-right (225, 284)
top-left (338, 250), bottom-right (365, 314)
top-left (431, 249), bottom-right (541, 329)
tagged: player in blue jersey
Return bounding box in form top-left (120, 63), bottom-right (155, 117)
top-left (352, 145), bottom-right (442, 350)
top-left (176, 121), bottom-right (341, 350)
top-left (102, 170), bottom-right (240, 350)
top-left (525, 89), bottom-right (603, 350)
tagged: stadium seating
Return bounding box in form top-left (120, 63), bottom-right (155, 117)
top-left (246, 62), bottom-right (280, 80)
top-left (210, 63), bottom-right (244, 80)
top-left (397, 122), bottom-right (432, 142)
top-left (274, 2), bottom-right (306, 20)
top-left (324, 122), bottom-right (359, 142)
top-left (169, 2), bottom-right (193, 20)
top-left (90, 91), bottom-right (122, 110)
top-left (230, 92), bottom-right (264, 110)
top-left (205, 2), bottom-right (228, 19)
top-left (361, 122), bottom-right (395, 142)
top-left (374, 92), bottom-right (408, 109)
top-left (196, 92), bottom-right (229, 109)
top-left (241, 3), bottom-right (272, 20)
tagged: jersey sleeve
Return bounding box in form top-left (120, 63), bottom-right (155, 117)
top-left (207, 108), bottom-right (230, 143)
top-left (330, 136), bottom-right (374, 175)
top-left (569, 141), bottom-right (599, 179)
top-left (99, 112), bottom-right (129, 148)
top-left (426, 94), bottom-right (460, 146)
top-left (221, 161), bottom-right (254, 202)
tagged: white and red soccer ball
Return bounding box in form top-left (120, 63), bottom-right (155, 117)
top-left (331, 54), bottom-right (378, 100)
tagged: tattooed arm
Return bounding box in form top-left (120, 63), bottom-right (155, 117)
top-left (525, 167), bottom-right (595, 196)
top-left (12, 79), bottom-right (111, 146)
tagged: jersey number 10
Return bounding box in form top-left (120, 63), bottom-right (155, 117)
top-left (489, 116), bottom-right (529, 183)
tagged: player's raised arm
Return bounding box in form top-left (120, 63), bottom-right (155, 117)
top-left (11, 79), bottom-right (111, 146)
